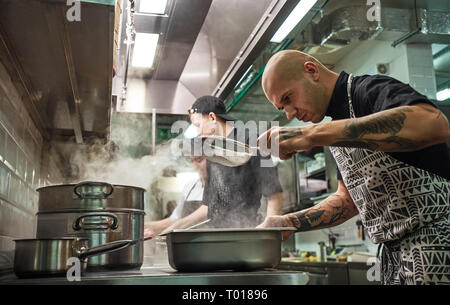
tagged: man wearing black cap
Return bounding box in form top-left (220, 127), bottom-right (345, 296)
top-left (165, 96), bottom-right (284, 230)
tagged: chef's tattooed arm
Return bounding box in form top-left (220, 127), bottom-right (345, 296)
top-left (286, 181), bottom-right (359, 232)
top-left (256, 181), bottom-right (357, 238)
top-left (310, 103), bottom-right (449, 152)
top-left (257, 103), bottom-right (448, 158)
top-left (330, 108), bottom-right (421, 151)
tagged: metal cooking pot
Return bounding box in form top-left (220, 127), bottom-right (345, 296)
top-left (13, 237), bottom-right (152, 278)
top-left (37, 181), bottom-right (145, 211)
top-left (35, 181), bottom-right (146, 271)
top-left (164, 227), bottom-right (296, 272)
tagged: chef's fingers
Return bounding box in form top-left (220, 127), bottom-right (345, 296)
top-left (256, 215), bottom-right (286, 228)
top-left (279, 150), bottom-right (297, 160)
top-left (144, 228), bottom-right (156, 238)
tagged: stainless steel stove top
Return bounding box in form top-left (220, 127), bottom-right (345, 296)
top-left (0, 263), bottom-right (309, 285)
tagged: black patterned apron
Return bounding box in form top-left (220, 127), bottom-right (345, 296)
top-left (329, 74), bottom-right (450, 285)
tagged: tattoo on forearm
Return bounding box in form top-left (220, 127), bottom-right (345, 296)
top-left (290, 195), bottom-right (358, 232)
top-left (330, 108), bottom-right (424, 150)
top-left (279, 128), bottom-right (302, 142)
top-left (344, 109), bottom-right (411, 139)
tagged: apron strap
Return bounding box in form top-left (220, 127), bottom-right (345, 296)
top-left (347, 74), bottom-right (356, 119)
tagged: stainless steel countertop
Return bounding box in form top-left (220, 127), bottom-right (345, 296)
top-left (0, 263), bottom-right (309, 285)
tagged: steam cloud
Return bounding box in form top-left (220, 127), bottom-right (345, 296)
top-left (65, 137), bottom-right (185, 190)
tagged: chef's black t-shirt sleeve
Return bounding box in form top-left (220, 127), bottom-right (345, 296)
top-left (257, 155), bottom-right (284, 197)
top-left (355, 75), bottom-right (437, 114)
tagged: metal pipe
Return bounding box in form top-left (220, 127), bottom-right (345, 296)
top-left (392, 0), bottom-right (421, 48)
top-left (152, 108), bottom-right (156, 155)
top-left (433, 45), bottom-right (450, 60)
top-left (391, 28), bottom-right (421, 48)
top-left (121, 0), bottom-right (135, 107)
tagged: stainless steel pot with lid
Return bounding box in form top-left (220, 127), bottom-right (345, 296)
top-left (35, 181), bottom-right (146, 271)
top-left (37, 181), bottom-right (145, 211)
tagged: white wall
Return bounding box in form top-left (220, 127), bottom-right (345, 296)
top-left (333, 40), bottom-right (407, 78)
top-left (333, 40), bottom-right (437, 99)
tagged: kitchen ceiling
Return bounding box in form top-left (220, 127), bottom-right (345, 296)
top-left (113, 0), bottom-right (274, 114)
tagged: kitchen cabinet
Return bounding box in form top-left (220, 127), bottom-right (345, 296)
top-left (278, 260), bottom-right (381, 285)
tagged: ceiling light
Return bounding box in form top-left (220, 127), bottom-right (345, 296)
top-left (139, 0), bottom-right (167, 15)
top-left (270, 0), bottom-right (318, 43)
top-left (437, 88), bottom-right (450, 101)
top-left (132, 33), bottom-right (159, 68)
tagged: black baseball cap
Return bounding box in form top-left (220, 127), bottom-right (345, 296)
top-left (188, 95), bottom-right (236, 122)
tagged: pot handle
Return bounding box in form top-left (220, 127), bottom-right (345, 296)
top-left (73, 181), bottom-right (114, 199)
top-left (76, 237), bottom-right (153, 260)
top-left (72, 212), bottom-right (119, 231)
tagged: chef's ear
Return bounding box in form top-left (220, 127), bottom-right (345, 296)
top-left (208, 112), bottom-right (218, 122)
top-left (304, 61), bottom-right (319, 81)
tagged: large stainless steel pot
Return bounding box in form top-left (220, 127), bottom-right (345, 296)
top-left (13, 237), bottom-right (151, 278)
top-left (165, 228), bottom-right (296, 272)
top-left (37, 181), bottom-right (145, 211)
top-left (35, 181), bottom-right (146, 271)
top-left (36, 210), bottom-right (145, 270)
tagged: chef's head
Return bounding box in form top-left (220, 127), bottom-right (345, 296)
top-left (262, 50), bottom-right (333, 123)
top-left (188, 96), bottom-right (235, 136)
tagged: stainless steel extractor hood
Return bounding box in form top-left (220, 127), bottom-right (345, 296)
top-left (0, 0), bottom-right (115, 144)
top-left (113, 0), bottom-right (275, 114)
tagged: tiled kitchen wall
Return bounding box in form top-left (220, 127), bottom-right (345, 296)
top-left (0, 61), bottom-right (43, 269)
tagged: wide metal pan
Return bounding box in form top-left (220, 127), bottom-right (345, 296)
top-left (164, 228), bottom-right (296, 272)
top-left (13, 237), bottom-right (152, 278)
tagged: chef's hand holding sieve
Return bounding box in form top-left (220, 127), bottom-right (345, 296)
top-left (257, 126), bottom-right (311, 160)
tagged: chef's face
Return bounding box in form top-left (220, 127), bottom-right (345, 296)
top-left (189, 113), bottom-right (216, 136)
top-left (266, 77), bottom-right (326, 123)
